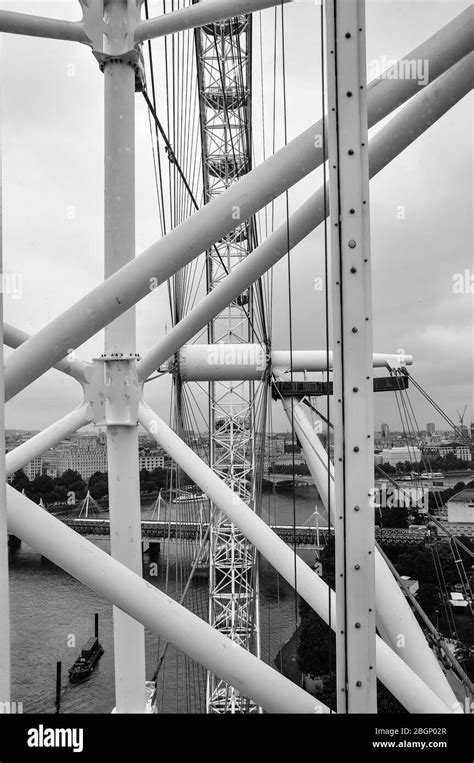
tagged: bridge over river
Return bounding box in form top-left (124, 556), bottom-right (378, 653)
top-left (55, 518), bottom-right (438, 549)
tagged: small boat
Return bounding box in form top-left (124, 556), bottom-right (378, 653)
top-left (68, 637), bottom-right (104, 683)
top-left (68, 614), bottom-right (104, 683)
top-left (172, 491), bottom-right (208, 504)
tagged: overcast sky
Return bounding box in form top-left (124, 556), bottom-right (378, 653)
top-left (1, 0), bottom-right (472, 436)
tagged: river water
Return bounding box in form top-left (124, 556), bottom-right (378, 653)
top-left (9, 487), bottom-right (320, 714)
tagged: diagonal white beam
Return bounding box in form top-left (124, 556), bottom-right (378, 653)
top-left (135, 0), bottom-right (292, 43)
top-left (5, 404), bottom-right (92, 478)
top-left (5, 120), bottom-right (321, 402)
top-left (5, 13), bottom-right (472, 401)
top-left (138, 400), bottom-right (456, 714)
top-left (137, 52), bottom-right (473, 381)
top-left (6, 485), bottom-right (327, 714)
top-left (365, 4), bottom-right (472, 122)
top-left (281, 397), bottom-right (459, 711)
top-left (134, 0), bottom-right (472, 64)
top-left (0, 201), bottom-right (9, 703)
top-left (173, 345), bottom-right (412, 382)
top-left (4, 322), bottom-right (90, 385)
top-left (0, 11), bottom-right (88, 43)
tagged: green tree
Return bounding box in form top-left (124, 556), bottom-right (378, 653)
top-left (378, 506), bottom-right (409, 529)
top-left (416, 582), bottom-right (440, 617)
top-left (10, 469), bottom-right (30, 493)
top-left (149, 467), bottom-right (169, 490)
top-left (29, 474), bottom-right (56, 504)
top-left (56, 469), bottom-right (86, 500)
top-left (139, 468), bottom-right (156, 492)
top-left (88, 471), bottom-right (108, 499)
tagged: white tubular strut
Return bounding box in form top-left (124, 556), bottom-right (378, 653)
top-left (5, 18), bottom-right (472, 401)
top-left (6, 486), bottom-right (328, 715)
top-left (138, 401), bottom-right (456, 714)
top-left (281, 397), bottom-right (459, 712)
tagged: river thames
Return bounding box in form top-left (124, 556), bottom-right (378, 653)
top-left (9, 487), bottom-right (320, 714)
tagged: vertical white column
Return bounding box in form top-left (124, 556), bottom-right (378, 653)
top-left (0, 129), bottom-right (11, 704)
top-left (325, 0), bottom-right (377, 712)
top-left (103, 0), bottom-right (145, 713)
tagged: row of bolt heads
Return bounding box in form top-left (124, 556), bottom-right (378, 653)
top-left (99, 353), bottom-right (140, 358)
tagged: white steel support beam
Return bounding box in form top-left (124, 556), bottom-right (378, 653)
top-left (134, 0), bottom-right (292, 43)
top-left (101, 0), bottom-right (145, 714)
top-left (4, 12), bottom-right (472, 402)
top-left (326, 0), bottom-right (376, 713)
top-left (3, 322), bottom-right (90, 385)
top-left (4, 120), bottom-right (323, 403)
top-left (6, 477), bottom-right (455, 713)
top-left (0, 11), bottom-right (88, 43)
top-left (137, 49), bottom-right (472, 381)
top-left (0, 169), bottom-right (10, 704)
top-left (5, 486), bottom-right (327, 715)
top-left (174, 345), bottom-right (412, 382)
top-left (5, 405), bottom-right (92, 478)
top-left (281, 397), bottom-right (459, 710)
top-left (5, 9), bottom-right (474, 406)
top-left (138, 401), bottom-right (455, 713)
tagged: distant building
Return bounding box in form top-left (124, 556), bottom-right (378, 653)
top-left (381, 423), bottom-right (390, 439)
top-left (24, 456), bottom-right (43, 481)
top-left (43, 440), bottom-right (77, 474)
top-left (284, 437), bottom-right (299, 454)
top-left (455, 445), bottom-right (472, 462)
top-left (438, 442), bottom-right (456, 457)
top-left (139, 452), bottom-right (165, 471)
top-left (426, 423), bottom-right (435, 435)
top-left (61, 445), bottom-right (108, 480)
top-left (74, 434), bottom-right (105, 449)
top-left (379, 446), bottom-right (421, 466)
top-left (441, 490), bottom-right (474, 538)
top-left (435, 442), bottom-right (472, 461)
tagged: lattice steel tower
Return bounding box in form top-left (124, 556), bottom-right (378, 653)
top-left (194, 7), bottom-right (260, 713)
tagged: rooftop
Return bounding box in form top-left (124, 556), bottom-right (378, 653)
top-left (447, 489), bottom-right (474, 504)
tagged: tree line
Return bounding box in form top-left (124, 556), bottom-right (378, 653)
top-left (380, 452), bottom-right (472, 475)
top-left (10, 467), bottom-right (174, 504)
